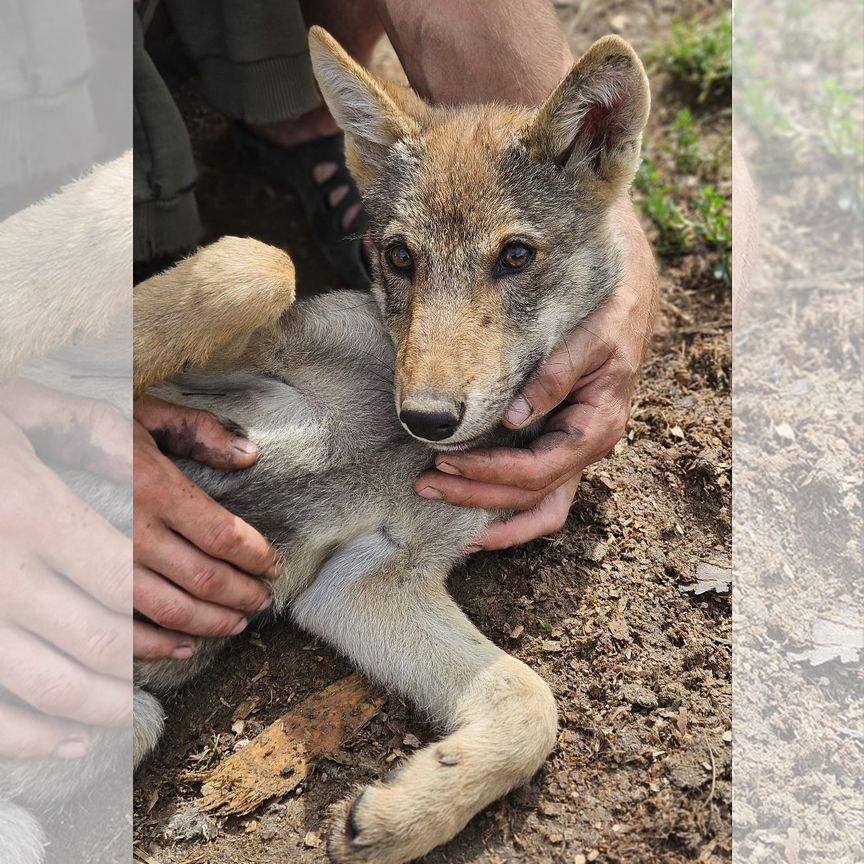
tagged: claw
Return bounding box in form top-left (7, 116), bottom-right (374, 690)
top-left (345, 794), bottom-right (363, 843)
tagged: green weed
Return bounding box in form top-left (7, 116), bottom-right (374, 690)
top-left (693, 186), bottom-right (732, 286)
top-left (652, 13), bottom-right (732, 104)
top-left (668, 108), bottom-right (704, 175)
top-left (634, 159), bottom-right (693, 257)
top-left (635, 160), bottom-right (732, 288)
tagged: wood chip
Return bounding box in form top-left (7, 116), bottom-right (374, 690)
top-left (679, 561), bottom-right (732, 595)
top-left (786, 616), bottom-right (863, 665)
top-left (250, 662), bottom-right (269, 683)
top-left (509, 624), bottom-right (524, 639)
top-left (579, 540), bottom-right (607, 562)
top-left (402, 733), bottom-right (421, 749)
top-left (231, 698), bottom-right (259, 722)
top-left (303, 831), bottom-right (323, 848)
top-left (198, 673), bottom-right (383, 816)
top-left (542, 640), bottom-right (563, 653)
top-left (774, 421), bottom-right (796, 442)
top-left (609, 617), bottom-right (630, 641)
top-left (677, 707), bottom-right (689, 737)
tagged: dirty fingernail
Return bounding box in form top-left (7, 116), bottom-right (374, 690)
top-left (55, 738), bottom-right (89, 759)
top-left (505, 395), bottom-right (533, 427)
top-left (232, 437), bottom-right (259, 456)
top-left (436, 461), bottom-right (461, 476)
top-left (256, 593), bottom-right (273, 612)
top-left (417, 485), bottom-right (443, 500)
top-left (171, 643), bottom-right (196, 660)
top-left (231, 618), bottom-right (249, 636)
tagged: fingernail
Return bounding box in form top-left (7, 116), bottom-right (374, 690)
top-left (464, 544), bottom-right (482, 555)
top-left (436, 461), bottom-right (461, 476)
top-left (264, 561), bottom-right (281, 581)
top-left (256, 593), bottom-right (273, 612)
top-left (416, 485), bottom-right (443, 500)
top-left (232, 437), bottom-right (259, 456)
top-left (231, 618), bottom-right (249, 636)
top-left (55, 738), bottom-right (89, 759)
top-left (171, 643), bottom-right (196, 660)
top-left (505, 395), bottom-right (533, 428)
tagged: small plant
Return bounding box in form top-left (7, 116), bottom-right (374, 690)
top-left (652, 13), bottom-right (732, 104)
top-left (693, 185), bottom-right (732, 287)
top-left (635, 159), bottom-right (693, 257)
top-left (668, 108), bottom-right (704, 174)
top-left (736, 36), bottom-right (863, 216)
top-left (816, 76), bottom-right (862, 162)
top-left (189, 734), bottom-right (225, 770)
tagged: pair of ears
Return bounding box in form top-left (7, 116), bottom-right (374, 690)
top-left (308, 26), bottom-right (650, 191)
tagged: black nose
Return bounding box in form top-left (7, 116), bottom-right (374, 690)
top-left (399, 407), bottom-right (462, 441)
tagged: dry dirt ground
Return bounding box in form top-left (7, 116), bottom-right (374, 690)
top-left (132, 3), bottom-right (732, 862)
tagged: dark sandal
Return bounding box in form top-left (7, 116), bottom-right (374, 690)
top-left (231, 122), bottom-right (371, 290)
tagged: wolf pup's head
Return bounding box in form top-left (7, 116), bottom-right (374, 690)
top-left (309, 28), bottom-right (649, 451)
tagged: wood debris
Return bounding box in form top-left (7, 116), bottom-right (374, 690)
top-left (198, 673), bottom-right (383, 816)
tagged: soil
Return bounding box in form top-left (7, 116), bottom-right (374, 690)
top-left (729, 2), bottom-right (863, 861)
top-left (132, 3), bottom-right (732, 863)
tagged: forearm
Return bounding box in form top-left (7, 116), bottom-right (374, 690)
top-left (609, 196), bottom-right (659, 369)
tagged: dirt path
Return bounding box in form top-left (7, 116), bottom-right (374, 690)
top-left (133, 3), bottom-right (731, 862)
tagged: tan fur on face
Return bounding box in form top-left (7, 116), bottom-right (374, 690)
top-left (309, 28), bottom-right (650, 445)
top-left (395, 284), bottom-right (507, 410)
top-left (384, 110), bottom-right (533, 415)
top-left (310, 28), bottom-right (649, 446)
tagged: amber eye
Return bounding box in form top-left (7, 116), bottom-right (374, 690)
top-left (386, 243), bottom-right (414, 274)
top-left (497, 242), bottom-right (535, 273)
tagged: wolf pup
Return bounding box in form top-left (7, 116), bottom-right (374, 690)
top-left (130, 27), bottom-right (650, 864)
top-left (136, 27), bottom-right (649, 864)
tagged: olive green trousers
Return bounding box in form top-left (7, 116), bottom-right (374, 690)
top-left (134, 0), bottom-right (321, 261)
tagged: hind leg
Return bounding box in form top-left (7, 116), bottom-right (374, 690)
top-left (0, 801), bottom-right (47, 864)
top-left (291, 535), bottom-right (558, 864)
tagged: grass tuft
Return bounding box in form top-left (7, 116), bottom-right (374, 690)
top-left (651, 13), bottom-right (732, 105)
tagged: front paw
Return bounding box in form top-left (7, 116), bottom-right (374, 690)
top-left (327, 786), bottom-right (415, 864)
top-left (327, 791), bottom-right (367, 864)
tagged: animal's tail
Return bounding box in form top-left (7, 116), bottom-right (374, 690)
top-left (133, 237), bottom-right (296, 396)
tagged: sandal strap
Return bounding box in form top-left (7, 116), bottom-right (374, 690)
top-left (230, 123), bottom-right (370, 289)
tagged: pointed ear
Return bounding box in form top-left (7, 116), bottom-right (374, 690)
top-left (308, 26), bottom-right (418, 189)
top-left (522, 36), bottom-right (650, 192)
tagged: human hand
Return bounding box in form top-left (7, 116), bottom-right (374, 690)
top-left (133, 396), bottom-right (279, 661)
top-left (0, 380), bottom-right (133, 759)
top-left (415, 200), bottom-right (658, 550)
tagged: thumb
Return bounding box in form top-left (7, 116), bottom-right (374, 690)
top-left (504, 325), bottom-right (608, 429)
top-left (134, 395), bottom-right (259, 470)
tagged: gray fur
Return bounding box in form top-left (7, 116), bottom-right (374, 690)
top-left (0, 801), bottom-right (46, 864)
